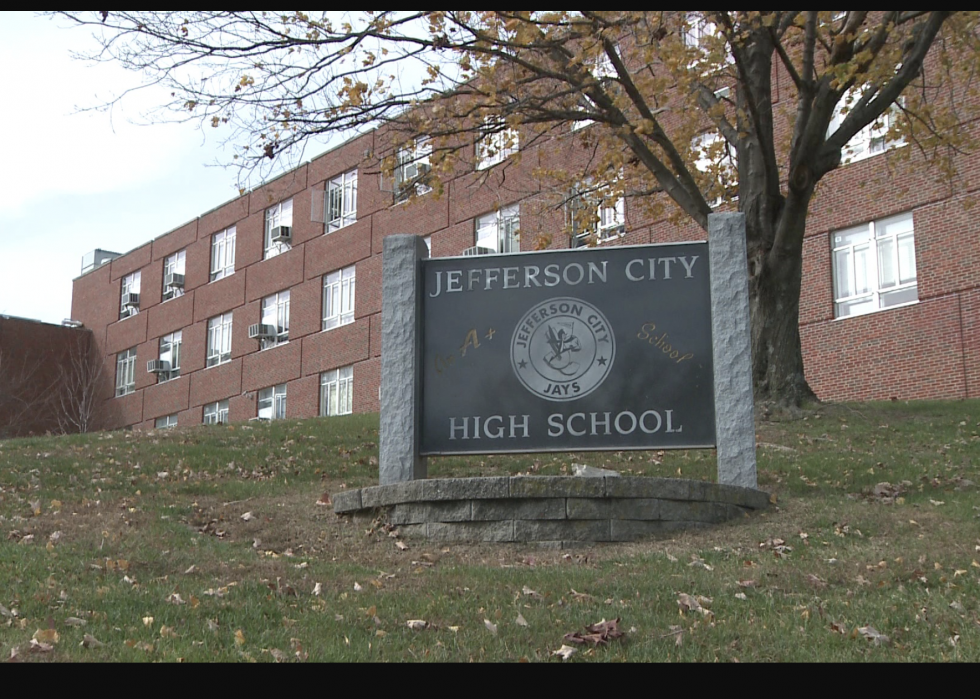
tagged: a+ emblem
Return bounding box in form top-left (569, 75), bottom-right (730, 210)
top-left (486, 328), bottom-right (496, 341)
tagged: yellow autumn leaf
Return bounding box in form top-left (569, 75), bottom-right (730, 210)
top-left (235, 629), bottom-right (246, 646)
top-left (33, 629), bottom-right (59, 645)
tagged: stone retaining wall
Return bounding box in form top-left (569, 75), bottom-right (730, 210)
top-left (333, 477), bottom-right (770, 545)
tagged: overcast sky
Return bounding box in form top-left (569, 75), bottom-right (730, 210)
top-left (0, 12), bottom-right (334, 325)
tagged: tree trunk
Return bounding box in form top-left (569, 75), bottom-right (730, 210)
top-left (748, 206), bottom-right (818, 407)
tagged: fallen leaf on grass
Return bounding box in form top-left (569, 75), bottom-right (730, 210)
top-left (830, 622), bottom-right (848, 635)
top-left (737, 580), bottom-right (757, 589)
top-left (395, 541), bottom-right (409, 551)
top-left (563, 618), bottom-right (625, 647)
top-left (28, 640), bottom-right (54, 654)
top-left (167, 593), bottom-right (186, 606)
top-left (353, 582), bottom-right (363, 593)
top-left (949, 602), bottom-right (967, 615)
top-left (855, 626), bottom-right (891, 647)
top-left (406, 620), bottom-right (428, 631)
top-left (32, 629), bottom-right (59, 645)
top-left (570, 589), bottom-right (594, 601)
top-left (79, 634), bottom-right (105, 649)
top-left (183, 565), bottom-right (197, 575)
top-left (0, 604), bottom-right (13, 619)
top-left (160, 626), bottom-right (178, 639)
top-left (234, 629), bottom-right (246, 647)
top-left (291, 638), bottom-right (308, 662)
top-left (313, 583), bottom-right (323, 597)
top-left (142, 616), bottom-right (154, 627)
top-left (734, 593), bottom-right (748, 601)
top-left (64, 617), bottom-right (87, 628)
top-left (522, 586), bottom-right (544, 600)
top-left (484, 619), bottom-right (498, 635)
top-left (552, 645), bottom-right (577, 661)
top-left (807, 574), bottom-right (828, 590)
top-left (689, 555), bottom-right (714, 571)
top-left (316, 493), bottom-right (332, 507)
top-left (241, 512), bottom-right (256, 522)
top-left (268, 648), bottom-right (288, 663)
top-left (516, 613), bottom-right (529, 628)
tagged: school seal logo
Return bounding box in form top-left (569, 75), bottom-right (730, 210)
top-left (511, 298), bottom-right (615, 403)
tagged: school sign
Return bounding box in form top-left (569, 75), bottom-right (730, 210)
top-left (421, 244), bottom-right (714, 455)
top-left (379, 214), bottom-right (757, 490)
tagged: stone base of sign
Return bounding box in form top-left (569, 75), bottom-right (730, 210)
top-left (333, 477), bottom-right (769, 545)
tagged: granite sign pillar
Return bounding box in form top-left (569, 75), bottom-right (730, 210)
top-left (379, 235), bottom-right (428, 485)
top-left (708, 213), bottom-right (758, 489)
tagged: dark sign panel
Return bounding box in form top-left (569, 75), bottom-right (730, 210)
top-left (420, 244), bottom-right (715, 455)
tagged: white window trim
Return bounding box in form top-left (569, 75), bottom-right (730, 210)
top-left (115, 348), bottom-right (137, 398)
top-left (162, 251), bottom-right (186, 302)
top-left (320, 367), bottom-right (354, 417)
top-left (832, 212), bottom-right (918, 320)
top-left (257, 384), bottom-right (287, 421)
top-left (155, 414), bottom-right (179, 430)
top-left (828, 90), bottom-right (907, 166)
top-left (394, 138), bottom-right (432, 203)
top-left (260, 291), bottom-right (290, 350)
top-left (203, 400), bottom-right (230, 425)
top-left (211, 227), bottom-right (236, 282)
top-left (327, 170), bottom-right (358, 232)
top-left (206, 312), bottom-right (233, 368)
top-left (476, 120), bottom-right (519, 170)
top-left (684, 13), bottom-right (734, 67)
top-left (157, 330), bottom-right (182, 383)
top-left (264, 200), bottom-right (294, 259)
top-left (120, 271), bottom-right (141, 319)
top-left (475, 205), bottom-right (521, 254)
top-left (569, 181), bottom-right (626, 247)
top-left (693, 130), bottom-right (738, 208)
top-left (323, 266), bottom-right (356, 332)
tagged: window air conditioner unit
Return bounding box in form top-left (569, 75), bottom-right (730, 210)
top-left (147, 360), bottom-right (171, 374)
top-left (164, 273), bottom-right (185, 289)
top-left (463, 246), bottom-right (496, 257)
top-left (248, 324), bottom-right (278, 340)
top-left (122, 292), bottom-right (140, 308)
top-left (599, 224), bottom-right (626, 239)
top-left (270, 226), bottom-right (292, 243)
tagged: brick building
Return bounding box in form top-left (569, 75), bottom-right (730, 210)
top-left (67, 69), bottom-right (980, 432)
top-left (0, 316), bottom-right (95, 438)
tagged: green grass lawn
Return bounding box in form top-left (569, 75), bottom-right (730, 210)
top-left (1, 402), bottom-right (978, 662)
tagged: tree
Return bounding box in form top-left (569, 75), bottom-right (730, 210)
top-left (55, 332), bottom-right (106, 435)
top-left (52, 11), bottom-right (980, 405)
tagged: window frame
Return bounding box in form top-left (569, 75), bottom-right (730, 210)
top-left (211, 226), bottom-right (236, 282)
top-left (115, 348), bottom-right (137, 398)
top-left (323, 266), bottom-right (356, 332)
top-left (476, 119), bottom-right (519, 170)
top-left (206, 312), bottom-right (233, 368)
top-left (327, 170), bottom-right (358, 232)
top-left (832, 212), bottom-right (918, 320)
top-left (568, 181), bottom-right (626, 247)
top-left (162, 250), bottom-right (186, 301)
top-left (692, 130), bottom-right (738, 208)
top-left (394, 138), bottom-right (432, 203)
top-left (320, 367), bottom-right (354, 417)
top-left (828, 90), bottom-right (907, 165)
top-left (264, 200), bottom-right (294, 259)
top-left (260, 290), bottom-right (290, 350)
top-left (203, 400), bottom-right (230, 425)
top-left (157, 330), bottom-right (183, 383)
top-left (155, 414), bottom-right (179, 430)
top-left (257, 384), bottom-right (287, 421)
top-left (475, 205), bottom-right (521, 254)
top-left (120, 271), bottom-right (141, 320)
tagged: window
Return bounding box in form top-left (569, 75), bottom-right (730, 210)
top-left (832, 212), bottom-right (918, 319)
top-left (474, 205), bottom-right (520, 255)
top-left (211, 227), bottom-right (236, 282)
top-left (115, 348), bottom-right (137, 397)
top-left (476, 120), bottom-right (519, 170)
top-left (156, 331), bottom-right (182, 382)
top-left (693, 131), bottom-right (738, 207)
top-left (155, 414), bottom-right (178, 430)
top-left (321, 367), bottom-right (353, 417)
top-left (203, 400), bottom-right (230, 425)
top-left (683, 13), bottom-right (733, 68)
top-left (323, 266), bottom-right (355, 331)
top-left (264, 200), bottom-right (293, 259)
top-left (162, 251), bottom-right (186, 301)
top-left (394, 138), bottom-right (432, 203)
top-left (327, 170), bottom-right (358, 232)
top-left (260, 291), bottom-right (290, 350)
top-left (572, 52), bottom-right (617, 132)
top-left (257, 384), bottom-right (287, 421)
top-left (568, 183), bottom-right (626, 247)
top-left (120, 271), bottom-right (141, 319)
top-left (828, 90), bottom-right (906, 165)
top-left (207, 312), bottom-right (233, 368)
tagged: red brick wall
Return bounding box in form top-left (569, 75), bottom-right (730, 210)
top-left (68, 87), bottom-right (980, 432)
